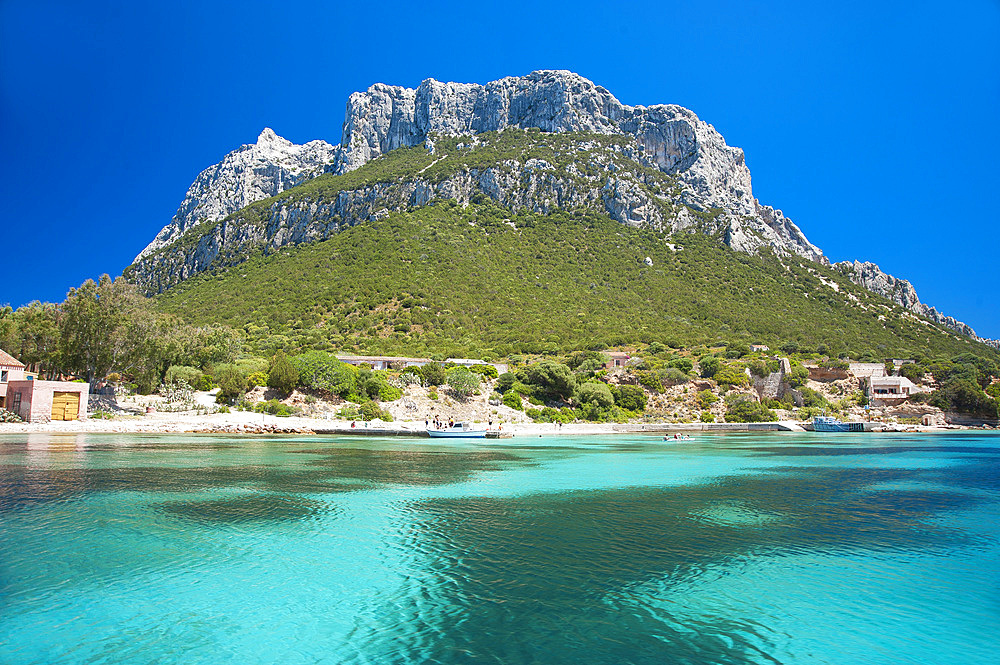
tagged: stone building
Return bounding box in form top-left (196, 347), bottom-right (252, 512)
top-left (5, 379), bottom-right (89, 423)
top-left (0, 348), bottom-right (27, 410)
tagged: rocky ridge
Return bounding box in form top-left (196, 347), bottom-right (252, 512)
top-left (834, 260), bottom-right (995, 346)
top-left (333, 71), bottom-right (825, 262)
top-left (131, 71), bottom-right (987, 342)
top-left (137, 71), bottom-right (822, 268)
top-left (135, 128), bottom-right (336, 260)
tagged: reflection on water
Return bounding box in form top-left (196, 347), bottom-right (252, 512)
top-left (0, 433), bottom-right (998, 665)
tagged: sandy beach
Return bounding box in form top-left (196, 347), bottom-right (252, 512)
top-left (0, 409), bottom-right (966, 437)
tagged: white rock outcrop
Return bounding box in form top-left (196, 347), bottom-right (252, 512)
top-left (130, 71), bottom-right (988, 343)
top-left (834, 260), bottom-right (985, 340)
top-left (136, 128), bottom-right (336, 260)
top-left (332, 71), bottom-right (823, 262)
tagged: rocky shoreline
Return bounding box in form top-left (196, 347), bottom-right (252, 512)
top-left (0, 410), bottom-right (975, 438)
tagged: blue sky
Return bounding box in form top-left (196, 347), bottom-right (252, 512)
top-left (1, 0), bottom-right (998, 338)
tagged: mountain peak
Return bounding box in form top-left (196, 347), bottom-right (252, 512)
top-left (257, 127), bottom-right (279, 143)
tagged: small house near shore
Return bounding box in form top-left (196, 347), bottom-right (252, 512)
top-left (0, 347), bottom-right (89, 422)
top-left (866, 376), bottom-right (919, 406)
top-left (750, 344), bottom-right (770, 353)
top-left (0, 348), bottom-right (27, 410)
top-left (603, 351), bottom-right (632, 369)
top-left (868, 375), bottom-right (916, 397)
top-left (336, 355), bottom-right (432, 371)
top-left (6, 380), bottom-right (89, 422)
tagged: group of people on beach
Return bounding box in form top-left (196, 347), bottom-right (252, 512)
top-left (426, 415), bottom-right (454, 430)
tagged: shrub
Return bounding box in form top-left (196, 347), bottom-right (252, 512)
top-left (165, 365), bottom-right (203, 388)
top-left (799, 387), bottom-right (829, 408)
top-left (576, 382), bottom-right (614, 408)
top-left (660, 367), bottom-right (689, 386)
top-left (700, 411), bottom-right (715, 423)
top-left (530, 406), bottom-right (574, 423)
top-left (0, 408), bottom-right (22, 423)
top-left (713, 364), bottom-right (749, 388)
top-left (468, 364), bottom-right (499, 379)
top-left (358, 400), bottom-right (393, 421)
top-left (251, 399), bottom-right (298, 417)
top-left (357, 369), bottom-right (403, 402)
top-left (420, 362), bottom-right (446, 387)
top-left (635, 370), bottom-right (663, 392)
top-left (725, 342), bottom-right (750, 359)
top-left (496, 372), bottom-right (517, 394)
top-left (291, 351), bottom-right (357, 396)
top-left (786, 361), bottom-right (809, 388)
top-left (267, 351), bottom-right (299, 393)
top-left (213, 364), bottom-right (247, 404)
top-left (668, 357), bottom-right (693, 374)
top-left (399, 371), bottom-right (423, 386)
top-left (725, 395), bottom-right (777, 422)
top-left (246, 371), bottom-right (269, 388)
top-left (612, 384), bottom-right (647, 411)
top-left (899, 363), bottom-right (925, 382)
top-left (696, 389), bottom-right (718, 410)
top-left (503, 391), bottom-right (523, 410)
top-left (930, 379), bottom-right (999, 419)
top-left (446, 367), bottom-right (481, 397)
top-left (699, 355), bottom-right (721, 378)
top-left (525, 360), bottom-right (576, 400)
top-left (235, 357), bottom-right (269, 378)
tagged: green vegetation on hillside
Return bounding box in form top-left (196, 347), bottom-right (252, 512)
top-left (155, 200), bottom-right (992, 363)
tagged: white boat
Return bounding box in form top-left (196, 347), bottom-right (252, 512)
top-left (427, 422), bottom-right (488, 438)
top-left (812, 415), bottom-right (866, 432)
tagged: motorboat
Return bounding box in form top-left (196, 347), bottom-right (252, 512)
top-left (812, 415), bottom-right (866, 432)
top-left (427, 422), bottom-right (488, 438)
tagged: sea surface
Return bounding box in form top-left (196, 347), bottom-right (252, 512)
top-left (0, 431), bottom-right (998, 664)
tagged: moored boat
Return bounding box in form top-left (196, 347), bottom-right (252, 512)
top-left (427, 422), bottom-right (488, 438)
top-left (812, 415), bottom-right (866, 432)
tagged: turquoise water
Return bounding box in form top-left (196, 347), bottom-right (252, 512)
top-left (1, 432), bottom-right (998, 664)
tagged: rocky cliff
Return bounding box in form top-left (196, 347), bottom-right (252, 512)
top-left (833, 260), bottom-right (992, 343)
top-left (135, 128), bottom-right (336, 260)
top-left (131, 71), bottom-right (987, 342)
top-left (137, 71), bottom-right (822, 269)
top-left (332, 71), bottom-right (823, 262)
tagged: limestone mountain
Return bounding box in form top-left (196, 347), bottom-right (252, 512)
top-left (135, 128), bottom-right (336, 261)
top-left (129, 70), bottom-right (988, 344)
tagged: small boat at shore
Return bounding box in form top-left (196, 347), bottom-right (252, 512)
top-left (427, 422), bottom-right (488, 438)
top-left (812, 415), bottom-right (866, 432)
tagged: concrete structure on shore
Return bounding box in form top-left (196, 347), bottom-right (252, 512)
top-left (5, 379), bottom-right (89, 423)
top-left (0, 348), bottom-right (27, 410)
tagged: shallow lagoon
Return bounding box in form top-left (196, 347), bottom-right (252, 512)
top-left (1, 431), bottom-right (998, 664)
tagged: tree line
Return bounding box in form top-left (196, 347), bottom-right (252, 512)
top-left (0, 275), bottom-right (242, 390)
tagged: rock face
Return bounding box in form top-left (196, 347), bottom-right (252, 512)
top-left (333, 71), bottom-right (823, 262)
top-left (135, 128), bottom-right (336, 260)
top-left (131, 71), bottom-right (988, 343)
top-left (834, 260), bottom-right (986, 340)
